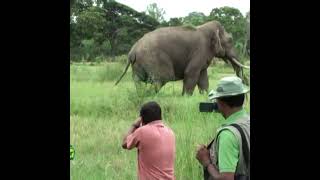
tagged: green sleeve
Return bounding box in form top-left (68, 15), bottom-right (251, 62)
top-left (217, 130), bottom-right (239, 173)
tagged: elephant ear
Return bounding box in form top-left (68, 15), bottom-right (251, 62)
top-left (211, 29), bottom-right (223, 53)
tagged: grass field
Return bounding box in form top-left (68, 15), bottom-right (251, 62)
top-left (70, 60), bottom-right (250, 180)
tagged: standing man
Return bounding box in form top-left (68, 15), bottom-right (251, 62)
top-left (196, 76), bottom-right (250, 180)
top-left (122, 101), bottom-right (176, 180)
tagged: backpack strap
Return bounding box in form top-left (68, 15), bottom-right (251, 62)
top-left (204, 129), bottom-right (229, 180)
top-left (206, 128), bottom-right (227, 149)
top-left (230, 123), bottom-right (250, 169)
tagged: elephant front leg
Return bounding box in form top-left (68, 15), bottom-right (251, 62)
top-left (153, 81), bottom-right (165, 94)
top-left (183, 70), bottom-right (200, 96)
top-left (182, 84), bottom-right (186, 95)
top-left (197, 70), bottom-right (209, 94)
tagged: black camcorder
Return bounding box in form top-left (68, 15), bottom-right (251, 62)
top-left (199, 102), bottom-right (219, 112)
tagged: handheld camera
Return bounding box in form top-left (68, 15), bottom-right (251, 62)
top-left (199, 102), bottom-right (219, 112)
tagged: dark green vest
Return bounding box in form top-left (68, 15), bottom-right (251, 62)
top-left (204, 116), bottom-right (250, 180)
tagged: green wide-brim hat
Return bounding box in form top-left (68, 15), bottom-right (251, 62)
top-left (208, 76), bottom-right (250, 101)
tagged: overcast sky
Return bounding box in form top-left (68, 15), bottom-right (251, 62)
top-left (116, 0), bottom-right (250, 20)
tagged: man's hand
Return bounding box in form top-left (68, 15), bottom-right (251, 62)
top-left (196, 145), bottom-right (235, 180)
top-left (196, 144), bottom-right (211, 167)
top-left (122, 117), bottom-right (142, 149)
top-left (132, 117), bottom-right (142, 128)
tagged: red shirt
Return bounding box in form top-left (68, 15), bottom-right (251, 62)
top-left (126, 120), bottom-right (176, 180)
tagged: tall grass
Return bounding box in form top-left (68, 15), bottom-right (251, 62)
top-left (70, 59), bottom-right (250, 180)
top-left (71, 62), bottom-right (127, 83)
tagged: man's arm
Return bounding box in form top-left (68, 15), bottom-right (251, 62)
top-left (206, 163), bottom-right (234, 180)
top-left (122, 117), bottom-right (141, 149)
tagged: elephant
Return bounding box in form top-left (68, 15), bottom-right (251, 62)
top-left (115, 20), bottom-right (249, 95)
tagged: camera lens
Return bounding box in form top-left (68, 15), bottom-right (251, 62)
top-left (212, 102), bottom-right (219, 111)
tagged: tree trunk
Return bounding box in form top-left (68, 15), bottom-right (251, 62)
top-left (109, 38), bottom-right (116, 62)
top-left (242, 41), bottom-right (247, 57)
top-left (109, 32), bottom-right (118, 62)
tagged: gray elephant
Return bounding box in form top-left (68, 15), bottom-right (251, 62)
top-left (115, 21), bottom-right (249, 95)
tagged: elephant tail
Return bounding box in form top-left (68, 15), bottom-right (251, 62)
top-left (115, 54), bottom-right (136, 85)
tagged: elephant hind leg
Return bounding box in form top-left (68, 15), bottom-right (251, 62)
top-left (146, 52), bottom-right (173, 93)
top-left (183, 52), bottom-right (209, 95)
top-left (132, 62), bottom-right (148, 82)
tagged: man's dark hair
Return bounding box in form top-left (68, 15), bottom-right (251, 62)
top-left (218, 94), bottom-right (245, 107)
top-left (140, 101), bottom-right (162, 124)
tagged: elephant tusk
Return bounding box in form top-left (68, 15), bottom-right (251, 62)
top-left (231, 58), bottom-right (250, 69)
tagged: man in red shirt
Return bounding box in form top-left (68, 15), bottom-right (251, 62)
top-left (122, 101), bottom-right (176, 180)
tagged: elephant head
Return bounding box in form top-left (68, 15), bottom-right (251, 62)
top-left (201, 21), bottom-right (249, 80)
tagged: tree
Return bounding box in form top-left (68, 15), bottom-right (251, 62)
top-left (146, 3), bottom-right (166, 23)
top-left (70, 0), bottom-right (160, 61)
top-left (183, 12), bottom-right (206, 26)
top-left (74, 6), bottom-right (106, 43)
top-left (246, 11), bottom-right (250, 56)
top-left (71, 6), bottom-right (110, 61)
top-left (71, 0), bottom-right (94, 16)
top-left (70, 0), bottom-right (76, 15)
top-left (159, 17), bottom-right (184, 27)
top-left (167, 17), bottom-right (183, 26)
top-left (98, 1), bottom-right (159, 60)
